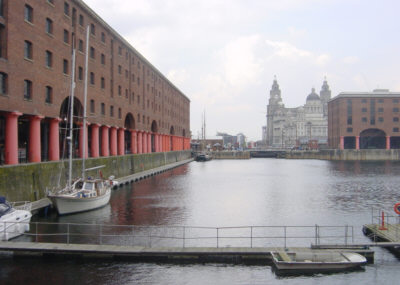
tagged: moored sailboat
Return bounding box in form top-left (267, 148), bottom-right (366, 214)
top-left (47, 26), bottom-right (114, 215)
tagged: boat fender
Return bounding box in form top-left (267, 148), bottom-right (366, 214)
top-left (394, 203), bottom-right (400, 215)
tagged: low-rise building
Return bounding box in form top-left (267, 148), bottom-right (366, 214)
top-left (328, 89), bottom-right (400, 149)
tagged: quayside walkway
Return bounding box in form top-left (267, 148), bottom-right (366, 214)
top-left (0, 223), bottom-right (374, 264)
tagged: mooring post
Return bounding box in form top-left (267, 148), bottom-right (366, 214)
top-left (250, 226), bottom-right (253, 248)
top-left (67, 223), bottom-right (70, 244)
top-left (284, 226), bottom-right (287, 249)
top-left (35, 222), bottom-right (38, 242)
top-left (183, 226), bottom-right (185, 248)
top-left (379, 211), bottom-right (388, 230)
top-left (216, 228), bottom-right (219, 248)
top-left (99, 224), bottom-right (102, 245)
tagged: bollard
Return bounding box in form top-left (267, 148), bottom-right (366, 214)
top-left (379, 211), bottom-right (388, 230)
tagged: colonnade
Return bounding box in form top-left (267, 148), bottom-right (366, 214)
top-left (339, 135), bottom-right (392, 150)
top-left (1, 112), bottom-right (191, 165)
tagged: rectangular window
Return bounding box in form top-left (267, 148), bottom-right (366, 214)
top-left (90, 23), bottom-right (95, 35)
top-left (118, 65), bottom-right (121, 74)
top-left (63, 59), bottom-right (68, 74)
top-left (0, 24), bottom-right (5, 58)
top-left (101, 54), bottom-right (105, 65)
top-left (378, 107), bottom-right (384, 113)
top-left (394, 127), bottom-right (399, 132)
top-left (45, 50), bottom-right (52, 67)
top-left (24, 41), bottom-right (33, 59)
top-left (90, 99), bottom-right (95, 113)
top-left (118, 85), bottom-right (121, 96)
top-left (25, 5), bottom-right (33, 23)
top-left (79, 14), bottom-right (84, 26)
top-left (63, 29), bottom-right (69, 44)
top-left (118, 108), bottom-right (121, 119)
top-left (393, 99), bottom-right (399, 103)
top-left (125, 89), bottom-right (128, 98)
top-left (394, 117), bottom-right (399, 122)
top-left (393, 107), bottom-right (399, 113)
top-left (362, 117), bottom-right (367, 123)
top-left (101, 32), bottom-right (105, 43)
top-left (46, 18), bottom-right (53, 34)
top-left (101, 103), bottom-right (105, 115)
top-left (24, 80), bottom-right (32, 100)
top-left (362, 99), bottom-right (367, 103)
top-left (45, 86), bottom-right (52, 103)
top-left (0, 0), bottom-right (3, 17)
top-left (78, 40), bottom-right (83, 52)
top-left (90, 72), bottom-right (95, 85)
top-left (378, 99), bottom-right (384, 103)
top-left (0, 72), bottom-right (7, 94)
top-left (90, 47), bottom-right (95, 59)
top-left (110, 106), bottom-right (114, 117)
top-left (378, 117), bottom-right (384, 123)
top-left (101, 77), bottom-right (105, 89)
top-left (64, 2), bottom-right (70, 16)
top-left (118, 46), bottom-right (122, 55)
top-left (78, 66), bottom-right (83, 80)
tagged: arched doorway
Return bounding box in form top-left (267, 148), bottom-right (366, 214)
top-left (59, 96), bottom-right (83, 158)
top-left (360, 129), bottom-right (386, 149)
top-left (170, 126), bottom-right (175, 151)
top-left (151, 120), bottom-right (158, 152)
top-left (124, 113), bottom-right (135, 154)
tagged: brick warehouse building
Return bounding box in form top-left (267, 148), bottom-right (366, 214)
top-left (0, 0), bottom-right (191, 165)
top-left (328, 89), bottom-right (400, 150)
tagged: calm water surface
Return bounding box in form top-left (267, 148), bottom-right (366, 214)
top-left (2, 159), bottom-right (400, 284)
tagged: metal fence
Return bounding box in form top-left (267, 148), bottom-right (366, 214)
top-left (6, 222), bottom-right (356, 248)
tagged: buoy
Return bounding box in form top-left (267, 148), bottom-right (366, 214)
top-left (394, 203), bottom-right (400, 215)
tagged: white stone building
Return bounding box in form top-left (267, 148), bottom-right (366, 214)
top-left (265, 77), bottom-right (331, 148)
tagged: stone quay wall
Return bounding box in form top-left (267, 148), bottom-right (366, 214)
top-left (285, 149), bottom-right (400, 161)
top-left (0, 151), bottom-right (191, 202)
top-left (211, 151), bottom-right (250, 159)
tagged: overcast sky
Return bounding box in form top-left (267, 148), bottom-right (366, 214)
top-left (85, 0), bottom-right (400, 141)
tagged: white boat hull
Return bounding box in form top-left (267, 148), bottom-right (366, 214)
top-left (49, 189), bottom-right (111, 215)
top-left (271, 251), bottom-right (367, 272)
top-left (0, 210), bottom-right (32, 241)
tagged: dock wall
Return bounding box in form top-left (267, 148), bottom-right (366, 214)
top-left (211, 151), bottom-right (250, 159)
top-left (285, 149), bottom-right (400, 161)
top-left (0, 151), bottom-right (191, 201)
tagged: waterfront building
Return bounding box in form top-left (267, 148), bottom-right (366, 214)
top-left (0, 0), bottom-right (190, 165)
top-left (265, 77), bottom-right (331, 149)
top-left (328, 89), bottom-right (400, 149)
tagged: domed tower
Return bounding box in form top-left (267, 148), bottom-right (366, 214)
top-left (266, 76), bottom-right (285, 146)
top-left (319, 77), bottom-right (331, 116)
top-left (306, 88), bottom-right (320, 102)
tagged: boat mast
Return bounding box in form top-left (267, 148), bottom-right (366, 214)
top-left (82, 26), bottom-right (90, 180)
top-left (68, 47), bottom-right (77, 189)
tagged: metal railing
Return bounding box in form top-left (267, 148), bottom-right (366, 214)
top-left (6, 222), bottom-right (355, 248)
top-left (370, 207), bottom-right (400, 241)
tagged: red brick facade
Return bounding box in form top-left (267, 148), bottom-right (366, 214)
top-left (328, 90), bottom-right (400, 149)
top-left (0, 0), bottom-right (191, 164)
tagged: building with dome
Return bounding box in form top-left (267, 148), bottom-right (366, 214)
top-left (265, 77), bottom-right (331, 148)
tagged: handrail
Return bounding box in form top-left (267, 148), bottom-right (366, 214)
top-left (1, 221), bottom-right (356, 248)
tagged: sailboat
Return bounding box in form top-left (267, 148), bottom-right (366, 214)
top-left (47, 27), bottom-right (114, 215)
